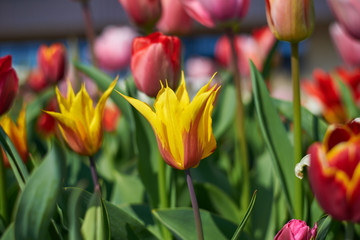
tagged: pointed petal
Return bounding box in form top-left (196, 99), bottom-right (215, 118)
top-left (176, 72), bottom-right (190, 106)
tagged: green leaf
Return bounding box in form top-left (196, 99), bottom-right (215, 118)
top-left (110, 172), bottom-right (145, 205)
top-left (26, 88), bottom-right (55, 124)
top-left (316, 216), bottom-right (331, 240)
top-left (14, 141), bottom-right (66, 240)
top-left (1, 223), bottom-right (15, 240)
top-left (0, 126), bottom-right (29, 189)
top-left (68, 184), bottom-right (84, 240)
top-left (274, 99), bottom-right (328, 142)
top-left (231, 191), bottom-right (257, 240)
top-left (81, 192), bottom-right (110, 240)
top-left (336, 78), bottom-right (360, 119)
top-left (153, 208), bottom-right (239, 240)
top-left (261, 40), bottom-right (278, 80)
top-left (250, 61), bottom-right (295, 217)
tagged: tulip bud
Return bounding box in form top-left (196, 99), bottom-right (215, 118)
top-left (180, 0), bottom-right (249, 28)
top-left (38, 43), bottom-right (67, 83)
top-left (327, 0), bottom-right (360, 40)
top-left (36, 99), bottom-right (57, 137)
top-left (0, 55), bottom-right (19, 116)
top-left (308, 119), bottom-right (360, 222)
top-left (27, 68), bottom-right (48, 92)
top-left (118, 0), bottom-right (161, 30)
top-left (265, 0), bottom-right (315, 43)
top-left (131, 32), bottom-right (181, 97)
top-left (274, 219), bottom-right (317, 240)
top-left (102, 102), bottom-right (121, 132)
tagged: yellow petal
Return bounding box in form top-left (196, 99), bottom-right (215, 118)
top-left (175, 72), bottom-right (190, 107)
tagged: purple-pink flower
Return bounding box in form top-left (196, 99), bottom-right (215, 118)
top-left (274, 219), bottom-right (317, 240)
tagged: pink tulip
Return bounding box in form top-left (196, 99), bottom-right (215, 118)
top-left (131, 32), bottom-right (181, 97)
top-left (179, 0), bottom-right (250, 28)
top-left (157, 0), bottom-right (193, 35)
top-left (274, 219), bottom-right (317, 240)
top-left (330, 23), bottom-right (360, 67)
top-left (327, 0), bottom-right (360, 40)
top-left (215, 27), bottom-right (276, 77)
top-left (95, 26), bottom-right (138, 71)
top-left (0, 55), bottom-right (19, 116)
top-left (118, 0), bottom-right (161, 29)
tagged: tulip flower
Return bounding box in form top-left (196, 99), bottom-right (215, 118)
top-left (308, 118), bottom-right (360, 222)
top-left (0, 107), bottom-right (28, 168)
top-left (118, 0), bottom-right (161, 29)
top-left (327, 0), bottom-right (360, 40)
top-left (118, 73), bottom-right (219, 170)
top-left (336, 67), bottom-right (360, 102)
top-left (265, 0), bottom-right (315, 43)
top-left (215, 26), bottom-right (276, 77)
top-left (27, 68), bottom-right (47, 92)
top-left (330, 23), bottom-right (360, 67)
top-left (0, 55), bottom-right (19, 116)
top-left (131, 32), bottom-right (181, 97)
top-left (36, 99), bottom-right (57, 137)
top-left (102, 101), bottom-right (121, 132)
top-left (44, 79), bottom-right (117, 156)
top-left (38, 43), bottom-right (67, 83)
top-left (94, 26), bottom-right (138, 71)
top-left (157, 0), bottom-right (193, 35)
top-left (274, 219), bottom-right (317, 240)
top-left (179, 0), bottom-right (250, 28)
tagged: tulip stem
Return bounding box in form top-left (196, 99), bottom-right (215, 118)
top-left (291, 42), bottom-right (303, 219)
top-left (80, 0), bottom-right (98, 68)
top-left (158, 155), bottom-right (172, 240)
top-left (89, 156), bottom-right (101, 194)
top-left (345, 222), bottom-right (354, 240)
top-left (185, 169), bottom-right (204, 240)
top-left (0, 153), bottom-right (8, 223)
top-left (227, 29), bottom-right (250, 213)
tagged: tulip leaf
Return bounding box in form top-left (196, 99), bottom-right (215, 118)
top-left (273, 99), bottom-right (328, 141)
top-left (14, 141), bottom-right (65, 240)
top-left (110, 172), bottom-right (145, 205)
top-left (26, 87), bottom-right (55, 124)
top-left (0, 126), bottom-right (29, 189)
top-left (68, 184), bottom-right (85, 240)
top-left (153, 208), bottom-right (241, 240)
top-left (315, 216), bottom-right (331, 240)
top-left (81, 192), bottom-right (110, 240)
top-left (261, 40), bottom-right (279, 80)
top-left (231, 191), bottom-right (257, 240)
top-left (1, 223), bottom-right (15, 240)
top-left (336, 78), bottom-right (360, 119)
top-left (250, 61), bottom-right (295, 217)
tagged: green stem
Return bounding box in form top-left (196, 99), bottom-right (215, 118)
top-left (158, 155), bottom-right (172, 240)
top-left (345, 222), bottom-right (354, 240)
top-left (89, 156), bottom-right (101, 194)
top-left (227, 29), bottom-right (250, 213)
top-left (291, 42), bottom-right (303, 219)
top-left (0, 152), bottom-right (8, 223)
top-left (185, 169), bottom-right (204, 240)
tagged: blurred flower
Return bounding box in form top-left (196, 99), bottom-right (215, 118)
top-left (215, 26), bottom-right (276, 77)
top-left (94, 26), bottom-right (138, 71)
top-left (179, 0), bottom-right (250, 28)
top-left (27, 68), bottom-right (47, 92)
top-left (118, 73), bottom-right (219, 170)
top-left (102, 101), bottom-right (121, 132)
top-left (38, 43), bottom-right (67, 83)
top-left (274, 219), bottom-right (317, 240)
top-left (0, 107), bottom-right (27, 168)
top-left (0, 55), bottom-right (19, 116)
top-left (118, 0), bottom-right (161, 29)
top-left (308, 118), bottom-right (360, 222)
top-left (44, 79), bottom-right (117, 156)
top-left (185, 56), bottom-right (217, 83)
top-left (327, 0), bottom-right (360, 40)
top-left (336, 67), bottom-right (360, 101)
top-left (330, 23), bottom-right (360, 67)
top-left (302, 69), bottom-right (347, 123)
top-left (131, 32), bottom-right (181, 97)
top-left (157, 0), bottom-right (193, 35)
top-left (265, 0), bottom-right (315, 42)
top-left (36, 98), bottom-right (57, 137)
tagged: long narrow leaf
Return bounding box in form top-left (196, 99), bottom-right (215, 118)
top-left (336, 78), bottom-right (360, 119)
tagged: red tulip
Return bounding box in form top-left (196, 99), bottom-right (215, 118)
top-left (102, 101), bottom-right (121, 132)
top-left (157, 0), bottom-right (193, 35)
top-left (131, 32), bottom-right (181, 97)
top-left (336, 67), bottom-right (360, 102)
top-left (36, 99), bottom-right (57, 137)
top-left (38, 43), bottom-right (67, 83)
top-left (118, 0), bottom-right (161, 29)
top-left (0, 55), bottom-right (19, 116)
top-left (94, 26), bottom-right (138, 71)
top-left (274, 219), bottom-right (317, 240)
top-left (179, 0), bottom-right (249, 28)
top-left (330, 23), bottom-right (360, 67)
top-left (308, 119), bottom-right (360, 222)
top-left (327, 0), bottom-right (360, 40)
top-left (27, 68), bottom-right (47, 92)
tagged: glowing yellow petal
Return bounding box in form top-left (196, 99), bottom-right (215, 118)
top-left (175, 72), bottom-right (190, 107)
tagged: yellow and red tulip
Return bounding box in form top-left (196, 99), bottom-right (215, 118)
top-left (0, 107), bottom-right (28, 168)
top-left (44, 79), bottom-right (117, 156)
top-left (118, 73), bottom-right (219, 170)
top-left (308, 119), bottom-right (360, 222)
top-left (0, 55), bottom-right (18, 116)
top-left (38, 43), bottom-right (67, 83)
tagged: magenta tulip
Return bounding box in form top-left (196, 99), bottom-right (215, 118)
top-left (131, 32), bottom-right (181, 97)
top-left (274, 219), bottom-right (317, 240)
top-left (0, 55), bottom-right (19, 116)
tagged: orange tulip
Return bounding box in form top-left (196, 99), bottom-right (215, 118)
top-left (38, 43), bottom-right (67, 83)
